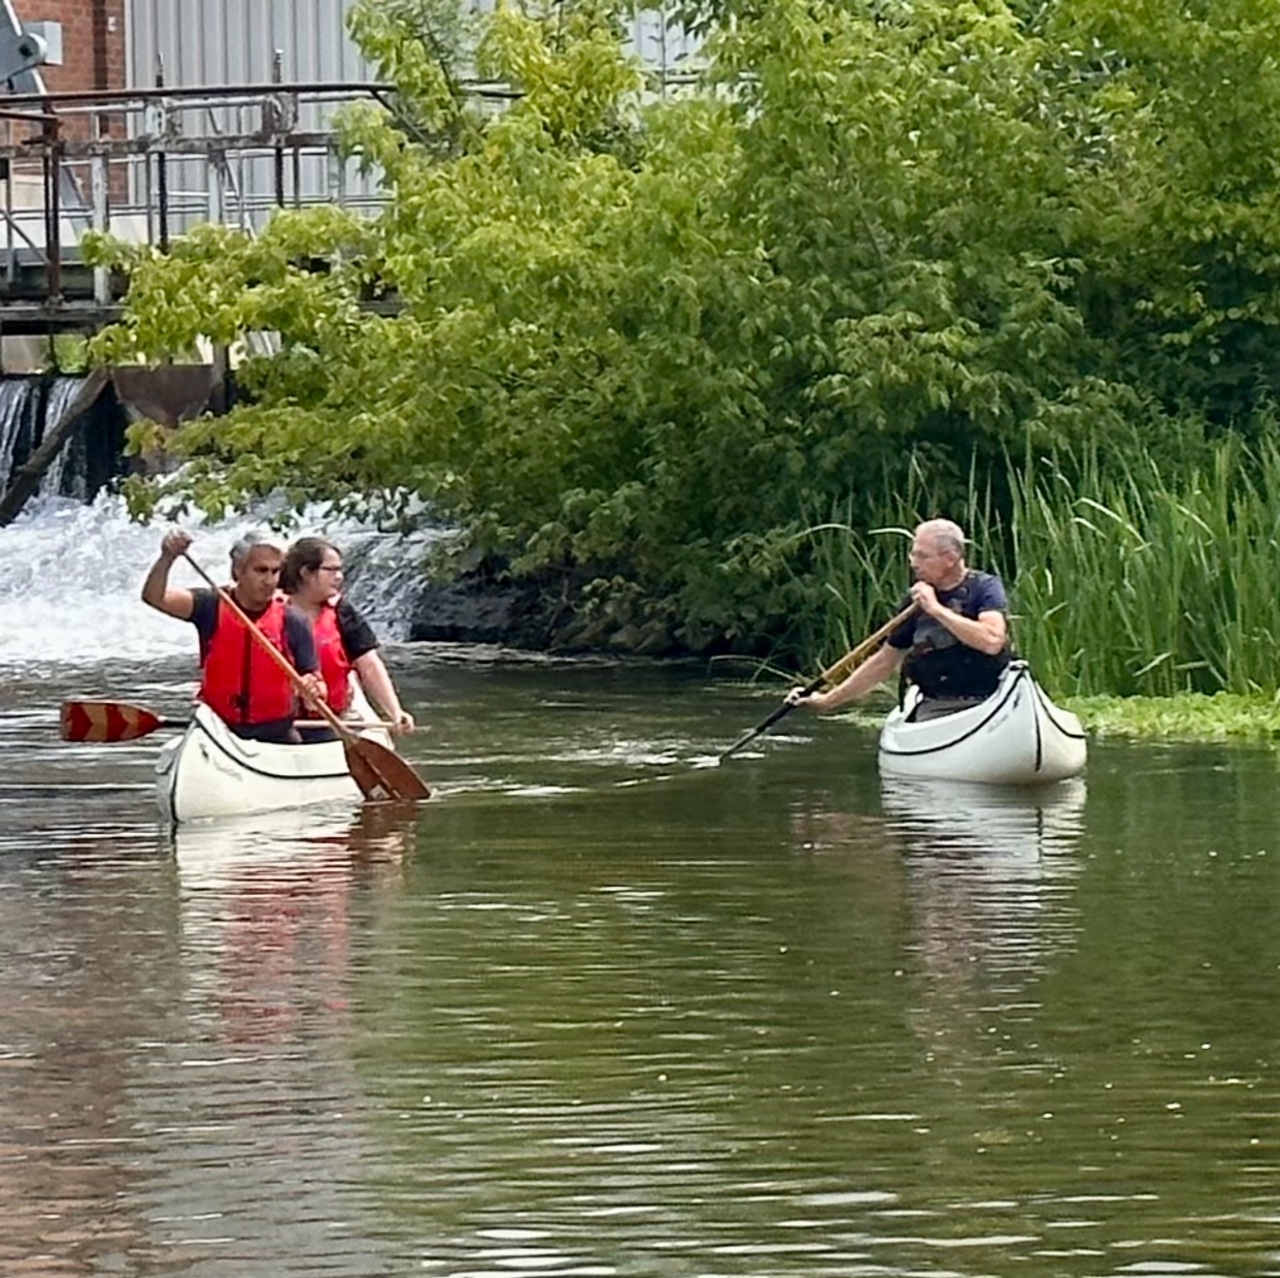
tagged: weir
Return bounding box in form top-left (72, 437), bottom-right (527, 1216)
top-left (0, 489), bottom-right (446, 669)
top-left (0, 363), bottom-right (235, 527)
top-left (0, 371), bottom-right (127, 517)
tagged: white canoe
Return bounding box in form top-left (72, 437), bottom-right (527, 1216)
top-left (155, 703), bottom-right (392, 825)
top-left (878, 660), bottom-right (1086, 785)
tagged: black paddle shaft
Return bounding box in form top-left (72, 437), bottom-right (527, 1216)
top-left (718, 602), bottom-right (918, 763)
top-left (718, 672), bottom-right (824, 762)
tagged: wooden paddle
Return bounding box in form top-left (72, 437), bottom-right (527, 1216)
top-left (718, 602), bottom-right (919, 762)
top-left (60, 700), bottom-right (393, 743)
top-left (181, 552), bottom-right (431, 802)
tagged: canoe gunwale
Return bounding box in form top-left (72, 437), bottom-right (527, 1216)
top-left (183, 709), bottom-right (351, 783)
top-left (1029, 676), bottom-right (1086, 742)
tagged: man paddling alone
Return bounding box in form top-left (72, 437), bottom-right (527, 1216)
top-left (788, 519), bottom-right (1012, 722)
top-left (141, 529), bottom-right (326, 743)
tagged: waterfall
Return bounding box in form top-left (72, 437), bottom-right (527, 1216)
top-left (0, 491), bottom-right (450, 669)
top-left (0, 378), bottom-right (42, 493)
top-left (0, 374), bottom-right (127, 502)
top-left (41, 376), bottom-right (96, 499)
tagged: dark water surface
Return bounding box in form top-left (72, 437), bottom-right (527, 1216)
top-left (4, 650), bottom-right (1280, 1276)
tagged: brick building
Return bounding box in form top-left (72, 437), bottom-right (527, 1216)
top-left (9, 0), bottom-right (127, 93)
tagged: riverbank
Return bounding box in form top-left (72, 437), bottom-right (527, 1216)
top-left (407, 564), bottom-right (737, 658)
top-left (406, 571), bottom-right (1280, 745)
top-left (1064, 692), bottom-right (1280, 743)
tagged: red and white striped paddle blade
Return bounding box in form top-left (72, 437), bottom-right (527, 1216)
top-left (60, 700), bottom-right (167, 742)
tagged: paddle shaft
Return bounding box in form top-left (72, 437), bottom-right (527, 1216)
top-left (719, 602), bottom-right (919, 761)
top-left (814, 601), bottom-right (919, 689)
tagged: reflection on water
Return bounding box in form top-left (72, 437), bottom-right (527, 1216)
top-left (11, 657), bottom-right (1280, 1275)
top-left (173, 803), bottom-right (417, 1045)
top-left (0, 794), bottom-right (422, 1275)
top-left (881, 775), bottom-right (1087, 857)
top-left (883, 775), bottom-right (1087, 977)
top-left (145, 803), bottom-right (420, 1271)
top-left (171, 799), bottom-right (421, 878)
top-left (879, 778), bottom-right (1088, 1097)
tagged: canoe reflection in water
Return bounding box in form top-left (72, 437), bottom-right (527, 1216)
top-left (128, 803), bottom-right (423, 1267)
top-left (171, 802), bottom-right (420, 1046)
top-left (881, 775), bottom-right (1086, 863)
top-left (881, 776), bottom-right (1087, 1059)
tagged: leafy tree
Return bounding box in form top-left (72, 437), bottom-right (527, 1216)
top-left (1049, 0), bottom-right (1280, 426)
top-left (84, 0), bottom-right (1280, 665)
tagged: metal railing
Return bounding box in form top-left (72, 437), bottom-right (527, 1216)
top-left (0, 75), bottom-right (426, 315)
top-left (0, 63), bottom-right (701, 328)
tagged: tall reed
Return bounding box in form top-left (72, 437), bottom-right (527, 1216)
top-left (787, 454), bottom-right (1010, 672)
top-left (1009, 439), bottom-right (1280, 696)
top-left (792, 437), bottom-right (1280, 698)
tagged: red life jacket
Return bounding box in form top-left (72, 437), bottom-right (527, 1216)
top-left (199, 595), bottom-right (299, 725)
top-left (311, 596), bottom-right (353, 714)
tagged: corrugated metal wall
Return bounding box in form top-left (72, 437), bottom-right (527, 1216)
top-left (127, 1), bottom-right (697, 88)
top-left (124, 2), bottom-right (700, 232)
top-left (127, 0), bottom-right (372, 89)
top-left (125, 0), bottom-right (380, 229)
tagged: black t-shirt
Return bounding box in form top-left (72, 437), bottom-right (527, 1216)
top-left (189, 588), bottom-right (319, 672)
top-left (887, 571), bottom-right (1009, 651)
top-left (334, 597), bottom-right (379, 663)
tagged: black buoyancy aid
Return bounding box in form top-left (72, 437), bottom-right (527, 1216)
top-left (902, 571), bottom-right (1012, 698)
top-left (199, 595), bottom-right (298, 725)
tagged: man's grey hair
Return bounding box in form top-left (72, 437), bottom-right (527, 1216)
top-left (915, 518), bottom-right (967, 557)
top-left (229, 529), bottom-right (285, 567)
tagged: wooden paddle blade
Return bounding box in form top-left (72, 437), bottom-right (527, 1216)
top-left (61, 700), bottom-right (170, 743)
top-left (344, 737), bottom-right (432, 802)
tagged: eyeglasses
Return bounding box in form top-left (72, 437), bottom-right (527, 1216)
top-left (317, 564), bottom-right (343, 574)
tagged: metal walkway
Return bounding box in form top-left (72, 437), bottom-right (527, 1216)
top-left (0, 74), bottom-right (409, 335)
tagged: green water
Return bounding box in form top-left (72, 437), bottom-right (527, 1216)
top-left (3, 649), bottom-right (1280, 1275)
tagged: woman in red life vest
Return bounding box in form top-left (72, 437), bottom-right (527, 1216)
top-left (140, 529), bottom-right (327, 743)
top-left (280, 536), bottom-right (416, 740)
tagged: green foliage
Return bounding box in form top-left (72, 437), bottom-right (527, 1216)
top-left (48, 333), bottom-right (90, 373)
top-left (1067, 693), bottom-right (1280, 743)
top-left (342, 0), bottom-right (480, 156)
top-left (1050, 0), bottom-right (1280, 424)
top-left (83, 0), bottom-right (1280, 678)
top-left (1009, 434), bottom-right (1280, 698)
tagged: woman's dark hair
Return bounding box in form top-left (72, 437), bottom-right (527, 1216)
top-left (281, 536), bottom-right (339, 593)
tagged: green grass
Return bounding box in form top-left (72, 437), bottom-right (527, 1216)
top-left (811, 689), bottom-right (1280, 743)
top-left (1066, 693), bottom-right (1280, 742)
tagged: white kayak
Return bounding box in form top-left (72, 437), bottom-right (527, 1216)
top-left (155, 702), bottom-right (392, 825)
top-left (878, 660), bottom-right (1086, 785)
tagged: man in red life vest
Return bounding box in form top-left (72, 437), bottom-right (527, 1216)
top-left (141, 529), bottom-right (327, 743)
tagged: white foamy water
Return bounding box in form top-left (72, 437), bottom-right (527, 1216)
top-left (0, 491), bottom-right (450, 668)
